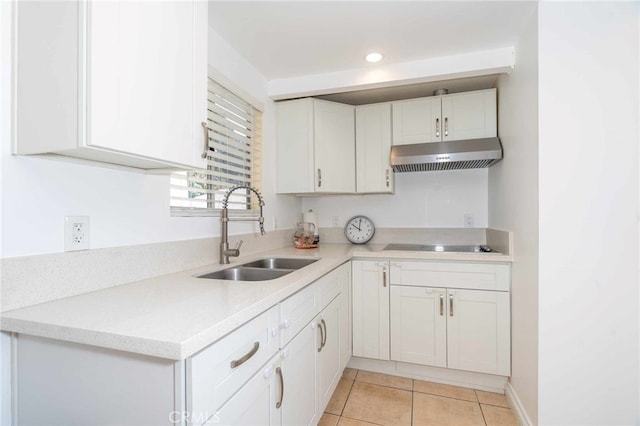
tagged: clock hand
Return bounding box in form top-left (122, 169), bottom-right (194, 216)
top-left (351, 224), bottom-right (361, 231)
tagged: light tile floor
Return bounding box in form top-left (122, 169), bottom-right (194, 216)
top-left (318, 369), bottom-right (518, 426)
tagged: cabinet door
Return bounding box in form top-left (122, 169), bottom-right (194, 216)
top-left (390, 286), bottom-right (446, 368)
top-left (447, 289), bottom-right (510, 376)
top-left (392, 97), bottom-right (441, 145)
top-left (352, 260), bottom-right (390, 360)
top-left (338, 263), bottom-right (352, 370)
top-left (316, 297), bottom-right (341, 414)
top-left (88, 1), bottom-right (207, 169)
top-left (314, 100), bottom-right (356, 193)
top-left (441, 89), bottom-right (497, 142)
top-left (214, 355), bottom-right (281, 426)
top-left (356, 104), bottom-right (393, 193)
top-left (280, 323), bottom-right (318, 426)
top-left (276, 99), bottom-right (315, 193)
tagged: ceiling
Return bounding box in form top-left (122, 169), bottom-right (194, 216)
top-left (208, 1), bottom-right (537, 81)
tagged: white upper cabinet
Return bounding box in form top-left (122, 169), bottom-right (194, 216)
top-left (355, 103), bottom-right (394, 194)
top-left (14, 1), bottom-right (208, 170)
top-left (392, 97), bottom-right (442, 145)
top-left (392, 89), bottom-right (497, 145)
top-left (276, 98), bottom-right (355, 194)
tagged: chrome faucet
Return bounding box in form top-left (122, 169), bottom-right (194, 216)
top-left (220, 185), bottom-right (265, 264)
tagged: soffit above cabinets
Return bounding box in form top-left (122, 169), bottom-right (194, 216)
top-left (315, 75), bottom-right (499, 106)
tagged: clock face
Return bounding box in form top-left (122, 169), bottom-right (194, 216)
top-left (344, 216), bottom-right (375, 244)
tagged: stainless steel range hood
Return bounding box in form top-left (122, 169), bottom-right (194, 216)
top-left (390, 137), bottom-right (503, 172)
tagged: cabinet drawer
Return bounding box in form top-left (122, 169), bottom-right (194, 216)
top-left (390, 261), bottom-right (510, 291)
top-left (318, 265), bottom-right (343, 310)
top-left (188, 305), bottom-right (280, 417)
top-left (279, 281), bottom-right (320, 347)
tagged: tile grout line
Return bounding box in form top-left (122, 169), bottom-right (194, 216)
top-left (409, 379), bottom-right (416, 426)
top-left (339, 373), bottom-right (358, 417)
top-left (411, 389), bottom-right (479, 404)
top-left (476, 390), bottom-right (489, 426)
top-left (339, 413), bottom-right (386, 426)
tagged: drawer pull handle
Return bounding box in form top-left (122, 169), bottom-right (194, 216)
top-left (201, 121), bottom-right (210, 159)
top-left (230, 342), bottom-right (260, 369)
top-left (440, 294), bottom-right (444, 316)
top-left (444, 117), bottom-right (449, 137)
top-left (321, 319), bottom-right (327, 349)
top-left (382, 267), bottom-right (387, 287)
top-left (449, 294), bottom-right (454, 317)
top-left (436, 118), bottom-right (440, 138)
top-left (276, 367), bottom-right (284, 409)
top-left (317, 321), bottom-right (325, 352)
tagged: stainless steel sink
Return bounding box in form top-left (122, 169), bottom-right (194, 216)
top-left (195, 258), bottom-right (319, 281)
top-left (197, 267), bottom-right (292, 281)
top-left (241, 258), bottom-right (318, 270)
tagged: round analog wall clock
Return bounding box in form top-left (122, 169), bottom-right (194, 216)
top-left (344, 215), bottom-right (375, 244)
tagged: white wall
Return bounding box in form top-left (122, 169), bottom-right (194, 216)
top-left (488, 7), bottom-right (539, 425)
top-left (538, 3), bottom-right (639, 424)
top-left (0, 17), bottom-right (299, 258)
top-left (302, 169), bottom-right (488, 230)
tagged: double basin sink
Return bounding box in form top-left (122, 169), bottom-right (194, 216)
top-left (196, 257), bottom-right (319, 282)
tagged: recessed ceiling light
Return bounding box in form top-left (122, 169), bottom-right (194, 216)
top-left (365, 52), bottom-right (383, 63)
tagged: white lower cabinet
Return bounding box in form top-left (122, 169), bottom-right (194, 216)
top-left (388, 261), bottom-right (511, 376)
top-left (338, 262), bottom-right (352, 369)
top-left (352, 260), bottom-right (390, 360)
top-left (279, 323), bottom-right (318, 426)
top-left (213, 354), bottom-right (281, 426)
top-left (446, 289), bottom-right (511, 376)
top-left (315, 297), bottom-right (341, 414)
top-left (214, 262), bottom-right (349, 426)
top-left (390, 285), bottom-right (447, 367)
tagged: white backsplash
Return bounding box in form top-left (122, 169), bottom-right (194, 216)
top-left (1, 229), bottom-right (293, 312)
top-left (318, 227), bottom-right (487, 245)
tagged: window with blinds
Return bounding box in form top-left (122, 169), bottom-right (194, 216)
top-left (170, 79), bottom-right (262, 215)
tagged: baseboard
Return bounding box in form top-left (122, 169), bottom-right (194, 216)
top-left (505, 381), bottom-right (533, 426)
top-left (347, 357), bottom-right (508, 394)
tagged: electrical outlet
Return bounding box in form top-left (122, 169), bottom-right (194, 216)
top-left (464, 214), bottom-right (474, 228)
top-left (65, 216), bottom-right (90, 251)
top-left (332, 216), bottom-right (339, 227)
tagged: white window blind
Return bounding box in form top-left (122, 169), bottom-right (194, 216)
top-left (171, 78), bottom-right (262, 215)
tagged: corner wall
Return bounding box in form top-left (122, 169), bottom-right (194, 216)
top-left (537, 3), bottom-right (639, 424)
top-left (488, 7), bottom-right (539, 424)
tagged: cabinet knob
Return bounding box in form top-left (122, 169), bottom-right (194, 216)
top-left (263, 365), bottom-right (274, 378)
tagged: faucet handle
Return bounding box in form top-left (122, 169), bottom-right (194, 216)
top-left (235, 240), bottom-right (244, 250)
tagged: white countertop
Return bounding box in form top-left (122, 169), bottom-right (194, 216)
top-left (0, 243), bottom-right (511, 361)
